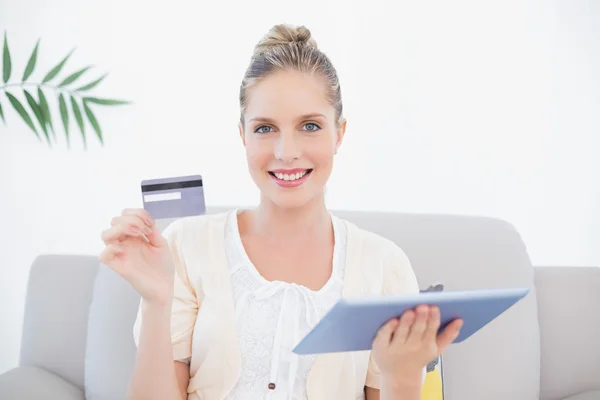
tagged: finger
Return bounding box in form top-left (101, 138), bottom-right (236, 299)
top-left (436, 319), bottom-right (463, 353)
top-left (143, 223), bottom-right (165, 248)
top-left (107, 216), bottom-right (163, 248)
top-left (117, 209), bottom-right (165, 247)
top-left (423, 306), bottom-right (441, 343)
top-left (391, 309), bottom-right (415, 346)
top-left (101, 225), bottom-right (144, 244)
top-left (405, 305), bottom-right (430, 346)
top-left (375, 318), bottom-right (400, 346)
top-left (118, 211), bottom-right (164, 247)
top-left (121, 208), bottom-right (154, 227)
top-left (98, 243), bottom-right (126, 266)
top-left (111, 215), bottom-right (153, 235)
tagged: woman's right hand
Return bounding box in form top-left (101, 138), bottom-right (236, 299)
top-left (99, 208), bottom-right (175, 305)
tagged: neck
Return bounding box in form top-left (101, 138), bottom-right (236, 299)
top-left (250, 193), bottom-right (331, 239)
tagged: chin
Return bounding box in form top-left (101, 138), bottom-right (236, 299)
top-left (267, 192), bottom-right (318, 210)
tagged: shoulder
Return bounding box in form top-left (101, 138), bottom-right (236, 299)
top-left (161, 211), bottom-right (233, 285)
top-left (162, 211), bottom-right (231, 242)
top-left (338, 217), bottom-right (418, 295)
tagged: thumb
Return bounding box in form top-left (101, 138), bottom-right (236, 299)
top-left (144, 223), bottom-right (166, 248)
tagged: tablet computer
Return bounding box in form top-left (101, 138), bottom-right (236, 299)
top-left (293, 287), bottom-right (529, 355)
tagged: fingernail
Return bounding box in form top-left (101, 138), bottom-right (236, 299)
top-left (144, 226), bottom-right (152, 235)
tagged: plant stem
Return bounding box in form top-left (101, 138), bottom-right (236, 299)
top-left (0, 82), bottom-right (81, 97)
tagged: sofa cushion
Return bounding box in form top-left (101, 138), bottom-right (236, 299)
top-left (84, 264), bottom-right (141, 400)
top-left (563, 392), bottom-right (600, 400)
top-left (0, 366), bottom-right (84, 400)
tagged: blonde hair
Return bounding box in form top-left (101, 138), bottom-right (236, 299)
top-left (239, 24), bottom-right (344, 126)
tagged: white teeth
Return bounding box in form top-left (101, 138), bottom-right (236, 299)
top-left (273, 170), bottom-right (309, 181)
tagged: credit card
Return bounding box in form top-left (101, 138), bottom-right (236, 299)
top-left (141, 175), bottom-right (206, 225)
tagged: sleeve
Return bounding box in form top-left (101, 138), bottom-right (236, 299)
top-left (132, 219), bottom-right (201, 362)
top-left (365, 244), bottom-right (426, 389)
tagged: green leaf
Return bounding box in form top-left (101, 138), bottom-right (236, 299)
top-left (5, 91), bottom-right (39, 138)
top-left (24, 89), bottom-right (50, 145)
top-left (0, 99), bottom-right (5, 125)
top-left (3, 32), bottom-right (11, 83)
top-left (22, 39), bottom-right (40, 81)
top-left (42, 48), bottom-right (74, 83)
top-left (70, 95), bottom-right (86, 148)
top-left (82, 97), bottom-right (130, 106)
top-left (83, 101), bottom-right (103, 145)
top-left (38, 88), bottom-right (54, 137)
top-left (75, 73), bottom-right (107, 91)
top-left (58, 93), bottom-right (70, 145)
top-left (59, 65), bottom-right (92, 87)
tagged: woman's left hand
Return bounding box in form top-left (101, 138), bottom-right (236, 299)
top-left (372, 305), bottom-right (463, 386)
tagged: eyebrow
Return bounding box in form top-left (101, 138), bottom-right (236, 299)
top-left (249, 113), bottom-right (327, 123)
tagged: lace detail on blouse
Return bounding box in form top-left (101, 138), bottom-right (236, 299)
top-left (223, 210), bottom-right (347, 400)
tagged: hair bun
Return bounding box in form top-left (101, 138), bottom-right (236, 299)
top-left (253, 24), bottom-right (319, 55)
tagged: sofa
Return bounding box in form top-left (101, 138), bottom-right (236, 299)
top-left (0, 208), bottom-right (598, 400)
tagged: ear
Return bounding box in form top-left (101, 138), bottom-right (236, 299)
top-left (238, 122), bottom-right (246, 146)
top-left (335, 119), bottom-right (347, 154)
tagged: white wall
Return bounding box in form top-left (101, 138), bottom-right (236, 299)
top-left (0, 0), bottom-right (598, 375)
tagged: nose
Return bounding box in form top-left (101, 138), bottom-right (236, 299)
top-left (274, 133), bottom-right (300, 163)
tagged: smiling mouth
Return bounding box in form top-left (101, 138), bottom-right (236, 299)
top-left (268, 169), bottom-right (313, 181)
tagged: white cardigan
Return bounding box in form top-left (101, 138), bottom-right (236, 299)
top-left (133, 211), bottom-right (422, 400)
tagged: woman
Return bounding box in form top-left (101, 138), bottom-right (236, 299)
top-left (100, 24), bottom-right (463, 400)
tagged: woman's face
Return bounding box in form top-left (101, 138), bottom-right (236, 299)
top-left (240, 69), bottom-right (345, 209)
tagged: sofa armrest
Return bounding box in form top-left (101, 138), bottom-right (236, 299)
top-left (535, 266), bottom-right (600, 400)
top-left (0, 366), bottom-right (84, 400)
top-left (20, 255), bottom-right (100, 389)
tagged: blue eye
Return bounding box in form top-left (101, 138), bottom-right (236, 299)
top-left (303, 123), bottom-right (321, 132)
top-left (255, 125), bottom-right (274, 134)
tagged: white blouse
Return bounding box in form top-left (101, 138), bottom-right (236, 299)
top-left (223, 210), bottom-right (347, 400)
